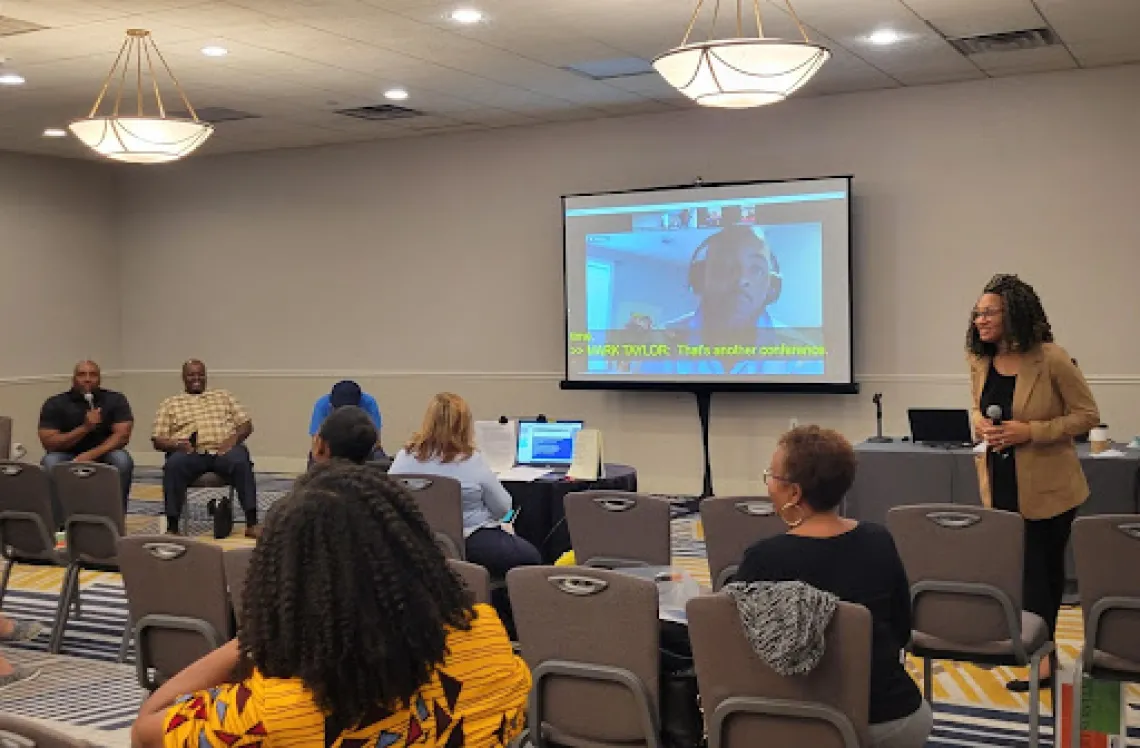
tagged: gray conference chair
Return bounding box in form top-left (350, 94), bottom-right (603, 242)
top-left (1070, 515), bottom-right (1140, 748)
top-left (0, 461), bottom-right (62, 606)
top-left (118, 535), bottom-right (232, 690)
top-left (687, 593), bottom-right (872, 748)
top-left (507, 565), bottom-right (663, 747)
top-left (48, 461), bottom-right (127, 658)
top-left (565, 491), bottom-right (671, 568)
top-left (700, 496), bottom-right (785, 590)
top-left (449, 558), bottom-right (492, 605)
top-left (0, 713), bottom-right (94, 748)
top-left (393, 474), bottom-right (465, 560)
top-left (223, 546), bottom-right (254, 623)
top-left (887, 504), bottom-right (1053, 747)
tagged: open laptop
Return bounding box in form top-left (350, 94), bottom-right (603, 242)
top-left (907, 408), bottom-right (973, 447)
top-left (515, 420), bottom-right (584, 472)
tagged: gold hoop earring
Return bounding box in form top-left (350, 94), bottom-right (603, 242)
top-left (779, 502), bottom-right (805, 528)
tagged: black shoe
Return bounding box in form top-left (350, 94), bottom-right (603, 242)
top-left (1006, 677), bottom-right (1053, 692)
top-left (1005, 655), bottom-right (1057, 692)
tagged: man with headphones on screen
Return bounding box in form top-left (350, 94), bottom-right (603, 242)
top-left (637, 224), bottom-right (822, 375)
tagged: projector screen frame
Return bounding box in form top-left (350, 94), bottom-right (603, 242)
top-left (560, 175), bottom-right (858, 395)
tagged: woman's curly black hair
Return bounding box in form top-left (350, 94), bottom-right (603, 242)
top-left (235, 463), bottom-right (474, 729)
top-left (966, 273), bottom-right (1054, 356)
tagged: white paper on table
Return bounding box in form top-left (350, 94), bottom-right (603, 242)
top-left (1089, 448), bottom-right (1128, 458)
top-left (567, 428), bottom-right (603, 481)
top-left (973, 442), bottom-right (987, 454)
top-left (495, 466), bottom-right (552, 483)
top-left (475, 420), bottom-right (516, 474)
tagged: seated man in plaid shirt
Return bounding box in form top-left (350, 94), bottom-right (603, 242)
top-left (151, 359), bottom-right (259, 538)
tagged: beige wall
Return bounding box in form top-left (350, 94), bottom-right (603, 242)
top-left (13, 65), bottom-right (1140, 492)
top-left (0, 152), bottom-right (119, 460)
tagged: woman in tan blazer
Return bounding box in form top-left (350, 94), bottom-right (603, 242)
top-left (967, 274), bottom-right (1099, 691)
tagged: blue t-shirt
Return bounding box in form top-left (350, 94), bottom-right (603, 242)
top-left (308, 393), bottom-right (383, 436)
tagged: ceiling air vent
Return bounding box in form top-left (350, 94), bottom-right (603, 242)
top-left (564, 57), bottom-right (656, 81)
top-left (170, 107), bottom-right (260, 124)
top-left (0, 15), bottom-right (48, 37)
top-left (949, 27), bottom-right (1058, 56)
top-left (334, 104), bottom-right (423, 121)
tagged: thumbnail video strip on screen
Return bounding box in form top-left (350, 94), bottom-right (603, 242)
top-left (562, 177), bottom-right (854, 390)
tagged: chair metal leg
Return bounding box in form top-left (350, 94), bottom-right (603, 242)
top-left (923, 658), bottom-right (933, 703)
top-left (49, 564), bottom-right (80, 654)
top-left (117, 624), bottom-right (132, 663)
top-left (0, 558), bottom-right (13, 608)
top-left (1027, 652), bottom-right (1041, 748)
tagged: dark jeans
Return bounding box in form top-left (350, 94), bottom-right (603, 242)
top-left (162, 446), bottom-right (257, 522)
top-left (1024, 507), bottom-right (1077, 640)
top-left (464, 527), bottom-right (542, 577)
top-left (465, 527), bottom-right (541, 637)
top-left (42, 449), bottom-right (134, 514)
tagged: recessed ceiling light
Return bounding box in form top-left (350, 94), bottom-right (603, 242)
top-left (384, 87), bottom-right (409, 101)
top-left (42, 128), bottom-right (67, 138)
top-left (449, 7), bottom-right (484, 24)
top-left (868, 28), bottom-right (903, 46)
top-left (201, 45), bottom-right (229, 57)
top-left (0, 71), bottom-right (26, 86)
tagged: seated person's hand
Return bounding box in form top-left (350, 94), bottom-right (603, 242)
top-left (74, 451), bottom-right (97, 463)
top-left (174, 439), bottom-right (194, 454)
top-left (217, 436), bottom-right (238, 456)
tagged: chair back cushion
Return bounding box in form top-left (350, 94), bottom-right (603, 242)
top-left (1073, 515), bottom-right (1140, 663)
top-left (687, 593), bottom-right (872, 748)
top-left (0, 462), bottom-right (57, 560)
top-left (565, 491), bottom-right (671, 567)
top-left (507, 565), bottom-right (660, 743)
top-left (888, 504), bottom-right (1024, 644)
top-left (700, 496), bottom-right (784, 589)
top-left (393, 474), bottom-right (465, 560)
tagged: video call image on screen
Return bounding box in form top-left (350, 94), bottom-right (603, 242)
top-left (563, 178), bottom-right (853, 386)
top-left (516, 421), bottom-right (583, 466)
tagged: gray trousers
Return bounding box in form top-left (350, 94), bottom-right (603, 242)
top-left (868, 701), bottom-right (933, 748)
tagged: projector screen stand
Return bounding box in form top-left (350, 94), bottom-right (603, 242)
top-left (695, 390), bottom-right (714, 498)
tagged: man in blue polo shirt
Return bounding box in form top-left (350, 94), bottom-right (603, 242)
top-left (308, 380), bottom-right (384, 462)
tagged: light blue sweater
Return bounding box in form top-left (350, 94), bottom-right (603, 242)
top-left (389, 449), bottom-right (513, 537)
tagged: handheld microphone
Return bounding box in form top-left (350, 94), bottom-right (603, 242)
top-left (84, 392), bottom-right (95, 410)
top-left (985, 404), bottom-right (1008, 458)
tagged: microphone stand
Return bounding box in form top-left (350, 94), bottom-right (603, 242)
top-left (867, 393), bottom-right (893, 443)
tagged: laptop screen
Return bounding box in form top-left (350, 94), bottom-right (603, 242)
top-left (516, 421), bottom-right (584, 467)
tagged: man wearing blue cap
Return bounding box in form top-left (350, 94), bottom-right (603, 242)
top-left (308, 381), bottom-right (384, 463)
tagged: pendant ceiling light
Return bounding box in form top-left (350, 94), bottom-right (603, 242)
top-left (70, 29), bottom-right (213, 164)
top-left (653, 0), bottom-right (830, 109)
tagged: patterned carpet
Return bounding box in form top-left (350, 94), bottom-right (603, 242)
top-left (3, 475), bottom-right (1140, 746)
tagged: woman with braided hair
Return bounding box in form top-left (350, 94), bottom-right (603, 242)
top-left (967, 273), bottom-right (1099, 691)
top-left (132, 463), bottom-right (530, 748)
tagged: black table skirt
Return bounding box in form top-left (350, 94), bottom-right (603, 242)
top-left (507, 464), bottom-right (638, 563)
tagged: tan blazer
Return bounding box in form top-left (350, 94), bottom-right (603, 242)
top-left (969, 342), bottom-right (1100, 520)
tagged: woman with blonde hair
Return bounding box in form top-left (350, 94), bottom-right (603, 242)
top-left (390, 393), bottom-right (541, 579)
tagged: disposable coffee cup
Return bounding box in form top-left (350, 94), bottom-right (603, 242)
top-left (1090, 425), bottom-right (1109, 454)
